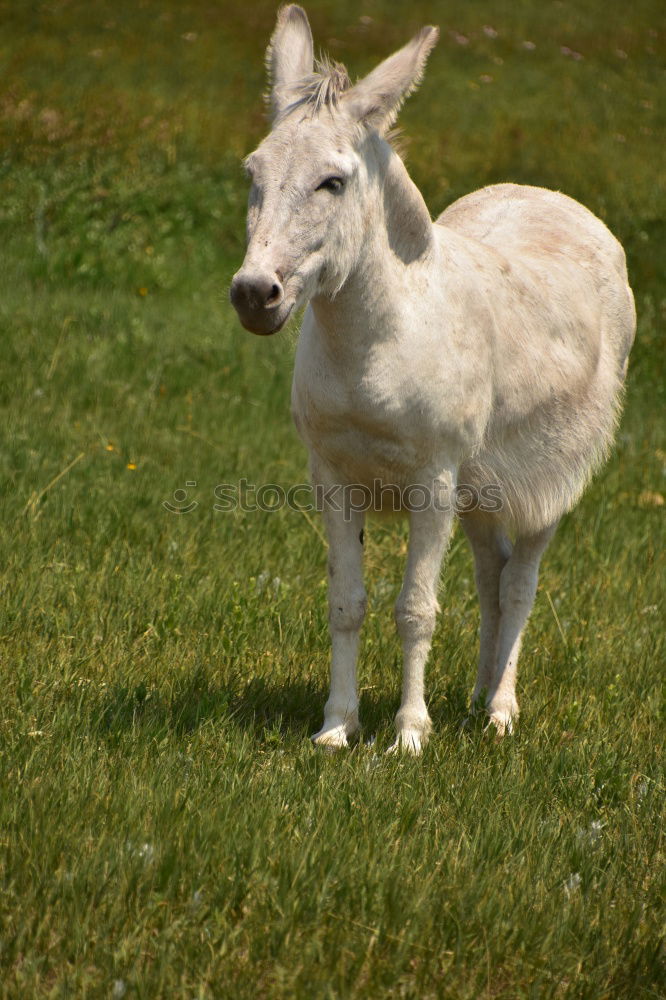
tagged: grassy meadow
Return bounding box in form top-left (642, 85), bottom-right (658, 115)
top-left (0, 0), bottom-right (664, 996)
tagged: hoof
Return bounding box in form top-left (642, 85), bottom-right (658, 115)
top-left (485, 693), bottom-right (518, 739)
top-left (484, 709), bottom-right (516, 739)
top-left (312, 722), bottom-right (356, 751)
top-left (387, 729), bottom-right (426, 756)
top-left (461, 704), bottom-right (516, 739)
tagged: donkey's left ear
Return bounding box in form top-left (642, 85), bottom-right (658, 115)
top-left (343, 26), bottom-right (439, 133)
top-left (266, 5), bottom-right (314, 119)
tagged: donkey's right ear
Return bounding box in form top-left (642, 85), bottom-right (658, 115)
top-left (266, 5), bottom-right (314, 119)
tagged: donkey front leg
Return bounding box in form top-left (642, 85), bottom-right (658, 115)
top-left (312, 493), bottom-right (366, 750)
top-left (390, 499), bottom-right (455, 755)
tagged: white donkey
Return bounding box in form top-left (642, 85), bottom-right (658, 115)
top-left (230, 6), bottom-right (635, 752)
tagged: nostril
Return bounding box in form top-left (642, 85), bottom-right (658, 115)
top-left (265, 282), bottom-right (284, 308)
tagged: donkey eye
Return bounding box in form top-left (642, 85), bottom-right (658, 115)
top-left (316, 177), bottom-right (345, 193)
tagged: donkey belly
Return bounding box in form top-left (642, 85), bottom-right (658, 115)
top-left (439, 183), bottom-right (635, 533)
top-left (460, 342), bottom-right (626, 534)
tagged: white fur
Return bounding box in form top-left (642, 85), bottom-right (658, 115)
top-left (231, 6), bottom-right (636, 751)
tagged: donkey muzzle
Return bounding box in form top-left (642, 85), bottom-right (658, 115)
top-left (229, 269), bottom-right (289, 335)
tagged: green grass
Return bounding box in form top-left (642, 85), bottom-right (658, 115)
top-left (0, 0), bottom-right (664, 996)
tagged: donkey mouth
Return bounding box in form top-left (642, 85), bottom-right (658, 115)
top-left (238, 303), bottom-right (294, 336)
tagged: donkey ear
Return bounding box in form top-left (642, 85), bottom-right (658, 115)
top-left (266, 5), bottom-right (314, 118)
top-left (343, 26), bottom-right (439, 133)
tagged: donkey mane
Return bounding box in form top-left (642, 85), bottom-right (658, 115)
top-left (270, 55), bottom-right (405, 152)
top-left (270, 56), bottom-right (351, 120)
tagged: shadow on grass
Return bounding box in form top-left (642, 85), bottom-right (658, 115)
top-left (92, 667), bottom-right (470, 746)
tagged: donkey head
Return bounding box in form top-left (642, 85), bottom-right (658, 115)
top-left (230, 5), bottom-right (438, 335)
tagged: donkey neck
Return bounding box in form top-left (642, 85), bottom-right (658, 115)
top-left (311, 137), bottom-right (435, 344)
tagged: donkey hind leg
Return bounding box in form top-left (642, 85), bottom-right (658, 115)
top-left (389, 497), bottom-right (455, 756)
top-left (459, 513), bottom-right (513, 712)
top-left (486, 522), bottom-right (559, 736)
top-left (312, 496), bottom-right (366, 750)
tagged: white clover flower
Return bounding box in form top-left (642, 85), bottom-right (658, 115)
top-left (576, 820), bottom-right (604, 846)
top-left (563, 872), bottom-right (582, 895)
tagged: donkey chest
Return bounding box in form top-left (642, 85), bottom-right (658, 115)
top-left (292, 344), bottom-right (460, 482)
